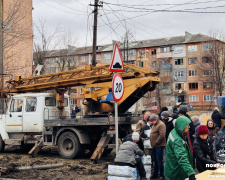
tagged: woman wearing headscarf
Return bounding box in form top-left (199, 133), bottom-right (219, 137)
top-left (207, 119), bottom-right (219, 139)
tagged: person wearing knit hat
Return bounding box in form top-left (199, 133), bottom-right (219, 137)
top-left (161, 111), bottom-right (174, 141)
top-left (115, 131), bottom-right (146, 179)
top-left (159, 107), bottom-right (168, 120)
top-left (193, 125), bottom-right (218, 173)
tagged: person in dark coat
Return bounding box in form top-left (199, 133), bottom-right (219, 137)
top-left (161, 111), bottom-right (174, 141)
top-left (158, 107), bottom-right (168, 120)
top-left (193, 125), bottom-right (218, 173)
top-left (207, 119), bottom-right (220, 139)
top-left (211, 107), bottom-right (225, 128)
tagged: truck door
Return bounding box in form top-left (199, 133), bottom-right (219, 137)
top-left (6, 98), bottom-right (23, 132)
top-left (22, 97), bottom-right (41, 132)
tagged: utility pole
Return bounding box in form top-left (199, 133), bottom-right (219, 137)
top-left (0, 0), bottom-right (3, 113)
top-left (90, 0), bottom-right (102, 67)
top-left (0, 0), bottom-right (3, 79)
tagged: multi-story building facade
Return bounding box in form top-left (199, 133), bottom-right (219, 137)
top-left (3, 0), bottom-right (33, 83)
top-left (40, 32), bottom-right (222, 110)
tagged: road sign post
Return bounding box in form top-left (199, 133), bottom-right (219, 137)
top-left (110, 43), bottom-right (124, 154)
top-left (112, 74), bottom-right (124, 153)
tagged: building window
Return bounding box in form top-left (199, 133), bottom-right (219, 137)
top-left (71, 88), bottom-right (77, 94)
top-left (70, 98), bottom-right (77, 105)
top-left (80, 88), bottom-right (83, 94)
top-left (173, 46), bottom-right (183, 54)
top-left (189, 70), bottom-right (197, 77)
top-left (188, 57), bottom-right (197, 64)
top-left (160, 47), bottom-right (171, 53)
top-left (189, 95), bottom-right (199, 102)
top-left (202, 57), bottom-right (212, 63)
top-left (162, 59), bottom-right (170, 65)
top-left (139, 61), bottom-right (144, 67)
top-left (174, 71), bottom-right (184, 77)
top-left (152, 61), bottom-right (156, 67)
top-left (103, 53), bottom-right (111, 59)
top-left (174, 59), bottom-right (183, 65)
top-left (129, 49), bottom-right (136, 56)
top-left (96, 54), bottom-right (100, 60)
top-left (189, 83), bottom-right (198, 89)
top-left (151, 49), bottom-right (156, 55)
top-left (188, 45), bottom-right (197, 52)
top-left (203, 82), bottom-right (213, 89)
top-left (203, 69), bottom-right (213, 76)
top-left (175, 83), bottom-right (181, 90)
top-left (80, 56), bottom-right (87, 62)
top-left (204, 95), bottom-right (213, 101)
top-left (138, 50), bottom-right (143, 57)
top-left (203, 43), bottom-right (212, 51)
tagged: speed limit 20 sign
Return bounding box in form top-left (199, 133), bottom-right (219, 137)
top-left (112, 74), bottom-right (124, 102)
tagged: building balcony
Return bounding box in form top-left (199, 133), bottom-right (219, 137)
top-left (173, 90), bottom-right (187, 96)
top-left (160, 64), bottom-right (172, 69)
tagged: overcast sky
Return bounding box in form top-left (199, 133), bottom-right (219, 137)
top-left (32, 0), bottom-right (225, 49)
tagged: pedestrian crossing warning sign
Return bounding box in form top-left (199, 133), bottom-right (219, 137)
top-left (109, 43), bottom-right (124, 72)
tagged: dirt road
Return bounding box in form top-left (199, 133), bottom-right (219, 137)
top-left (0, 146), bottom-right (114, 180)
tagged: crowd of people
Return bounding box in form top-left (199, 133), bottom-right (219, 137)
top-left (114, 106), bottom-right (225, 180)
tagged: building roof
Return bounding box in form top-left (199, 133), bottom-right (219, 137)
top-left (41, 32), bottom-right (216, 58)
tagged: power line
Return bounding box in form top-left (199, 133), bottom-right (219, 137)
top-left (101, 8), bottom-right (122, 40)
top-left (72, 0), bottom-right (88, 7)
top-left (103, 4), bottom-right (225, 13)
top-left (51, 0), bottom-right (87, 13)
top-left (104, 3), bottom-right (172, 37)
top-left (105, 0), bottom-right (225, 7)
top-left (39, 0), bottom-right (86, 15)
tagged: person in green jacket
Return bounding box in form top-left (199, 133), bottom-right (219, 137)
top-left (164, 116), bottom-right (196, 180)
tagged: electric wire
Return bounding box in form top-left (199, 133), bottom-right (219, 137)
top-left (51, 0), bottom-right (87, 13)
top-left (105, 0), bottom-right (225, 7)
top-left (39, 0), bottom-right (86, 15)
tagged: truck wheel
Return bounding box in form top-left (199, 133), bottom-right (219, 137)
top-left (57, 132), bottom-right (81, 159)
top-left (0, 135), bottom-right (5, 152)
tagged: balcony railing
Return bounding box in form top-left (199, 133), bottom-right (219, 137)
top-left (160, 64), bottom-right (172, 69)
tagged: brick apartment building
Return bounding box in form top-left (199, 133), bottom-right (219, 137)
top-left (2, 0), bottom-right (33, 84)
top-left (40, 32), bottom-right (223, 110)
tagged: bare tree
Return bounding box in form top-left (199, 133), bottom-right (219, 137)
top-left (55, 29), bottom-right (79, 72)
top-left (3, 0), bottom-right (33, 78)
top-left (197, 30), bottom-right (225, 96)
top-left (33, 18), bottom-right (61, 67)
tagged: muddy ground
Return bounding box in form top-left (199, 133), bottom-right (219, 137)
top-left (0, 146), bottom-right (114, 180)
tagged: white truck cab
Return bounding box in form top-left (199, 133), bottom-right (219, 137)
top-left (0, 93), bottom-right (70, 139)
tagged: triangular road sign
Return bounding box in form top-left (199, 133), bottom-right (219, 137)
top-left (109, 43), bottom-right (124, 72)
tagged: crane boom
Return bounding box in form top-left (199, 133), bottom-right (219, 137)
top-left (0, 63), bottom-right (160, 115)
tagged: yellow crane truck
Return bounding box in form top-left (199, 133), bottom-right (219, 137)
top-left (0, 63), bottom-right (160, 161)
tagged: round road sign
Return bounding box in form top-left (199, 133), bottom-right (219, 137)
top-left (112, 74), bottom-right (124, 102)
